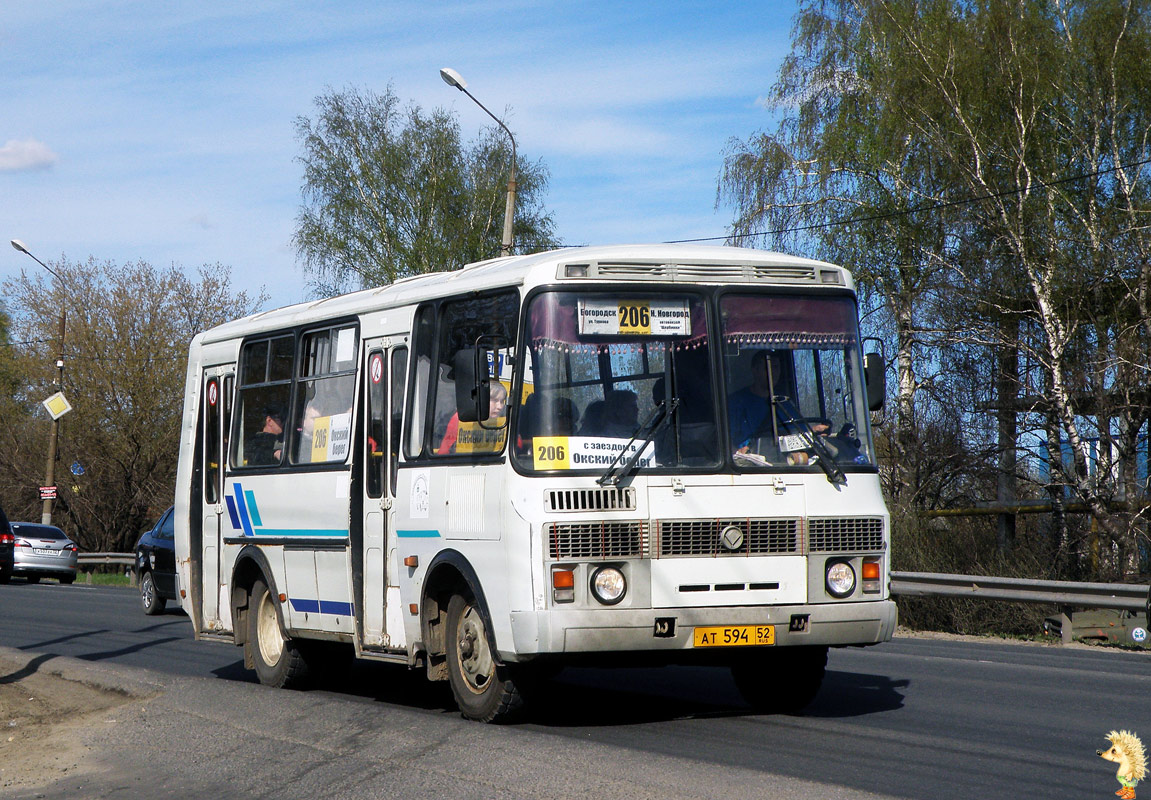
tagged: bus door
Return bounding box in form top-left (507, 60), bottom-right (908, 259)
top-left (200, 367), bottom-right (233, 631)
top-left (358, 343), bottom-right (406, 652)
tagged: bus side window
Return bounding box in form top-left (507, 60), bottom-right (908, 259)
top-left (233, 335), bottom-right (294, 468)
top-left (390, 347), bottom-right (407, 495)
top-left (405, 307), bottom-right (435, 459)
top-left (365, 350), bottom-right (386, 499)
top-left (290, 325), bottom-right (358, 465)
top-left (430, 292), bottom-right (517, 457)
top-left (204, 376), bottom-right (220, 503)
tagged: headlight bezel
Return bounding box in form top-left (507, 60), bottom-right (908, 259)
top-left (825, 559), bottom-right (857, 598)
top-left (589, 565), bottom-right (627, 605)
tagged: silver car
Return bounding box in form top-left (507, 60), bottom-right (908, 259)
top-left (10, 522), bottom-right (78, 584)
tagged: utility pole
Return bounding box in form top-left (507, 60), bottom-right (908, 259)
top-left (11, 240), bottom-right (68, 525)
top-left (38, 313), bottom-right (67, 524)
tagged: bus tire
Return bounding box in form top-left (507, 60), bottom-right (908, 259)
top-left (730, 645), bottom-right (828, 714)
top-left (445, 592), bottom-right (524, 723)
top-left (140, 571), bottom-right (166, 615)
top-left (248, 579), bottom-right (310, 689)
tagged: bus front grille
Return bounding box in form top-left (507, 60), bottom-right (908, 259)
top-left (808, 517), bottom-right (885, 552)
top-left (655, 518), bottom-right (802, 557)
top-left (547, 521), bottom-right (649, 560)
top-left (545, 487), bottom-right (637, 512)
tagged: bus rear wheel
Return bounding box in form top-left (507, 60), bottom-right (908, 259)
top-left (730, 645), bottom-right (828, 714)
top-left (445, 593), bottom-right (524, 723)
top-left (248, 579), bottom-right (310, 689)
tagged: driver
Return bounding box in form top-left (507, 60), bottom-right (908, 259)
top-left (728, 350), bottom-right (828, 462)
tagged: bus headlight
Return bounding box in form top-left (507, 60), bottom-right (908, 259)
top-left (590, 566), bottom-right (627, 605)
top-left (825, 560), bottom-right (856, 598)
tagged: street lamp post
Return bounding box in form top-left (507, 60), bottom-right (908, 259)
top-left (10, 239), bottom-right (67, 525)
top-left (439, 67), bottom-right (517, 257)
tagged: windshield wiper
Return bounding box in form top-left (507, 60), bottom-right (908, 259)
top-left (597, 398), bottom-right (679, 486)
top-left (772, 400), bottom-right (846, 486)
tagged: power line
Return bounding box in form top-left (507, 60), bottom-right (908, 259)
top-left (668, 154), bottom-right (1151, 245)
top-left (0, 338), bottom-right (52, 348)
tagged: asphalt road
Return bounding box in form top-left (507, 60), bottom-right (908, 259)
top-left (1, 578), bottom-right (1148, 799)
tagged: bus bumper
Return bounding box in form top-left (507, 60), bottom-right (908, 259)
top-left (507, 599), bottom-right (897, 658)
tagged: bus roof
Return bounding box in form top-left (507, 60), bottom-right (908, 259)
top-left (194, 244), bottom-right (850, 346)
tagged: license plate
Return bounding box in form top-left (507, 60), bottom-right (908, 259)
top-left (33, 548), bottom-right (60, 556)
top-left (692, 624), bottom-right (775, 647)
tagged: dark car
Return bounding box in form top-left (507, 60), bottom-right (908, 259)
top-left (134, 507), bottom-right (178, 614)
top-left (0, 505), bottom-right (13, 584)
top-left (10, 522), bottom-right (79, 583)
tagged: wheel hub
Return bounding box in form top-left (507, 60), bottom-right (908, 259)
top-left (456, 607), bottom-right (493, 693)
top-left (257, 592), bottom-right (284, 665)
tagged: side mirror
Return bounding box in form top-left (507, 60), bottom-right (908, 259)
top-left (864, 352), bottom-right (886, 412)
top-left (453, 347), bottom-right (491, 423)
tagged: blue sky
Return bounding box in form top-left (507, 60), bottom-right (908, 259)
top-left (3, 2), bottom-right (795, 310)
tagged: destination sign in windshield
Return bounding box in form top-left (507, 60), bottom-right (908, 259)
top-left (577, 298), bottom-right (691, 336)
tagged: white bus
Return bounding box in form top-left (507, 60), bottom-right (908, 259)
top-left (174, 244), bottom-right (895, 721)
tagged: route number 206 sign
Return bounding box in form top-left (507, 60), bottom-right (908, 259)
top-left (577, 298), bottom-right (690, 336)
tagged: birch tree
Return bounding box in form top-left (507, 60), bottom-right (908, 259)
top-left (294, 85), bottom-right (560, 294)
top-left (721, 0), bottom-right (1151, 577)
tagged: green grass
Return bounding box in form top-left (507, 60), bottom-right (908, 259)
top-left (79, 570), bottom-right (133, 586)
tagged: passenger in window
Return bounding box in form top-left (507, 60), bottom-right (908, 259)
top-left (597, 389), bottom-right (639, 438)
top-left (437, 381), bottom-right (508, 454)
top-left (546, 396), bottom-right (578, 435)
top-left (578, 400), bottom-right (605, 436)
top-left (247, 408), bottom-right (285, 465)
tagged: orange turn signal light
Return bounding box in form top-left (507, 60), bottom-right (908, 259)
top-left (552, 569), bottom-right (574, 589)
top-left (861, 561), bottom-right (881, 580)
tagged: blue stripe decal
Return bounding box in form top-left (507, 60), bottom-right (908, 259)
top-left (224, 496), bottom-right (241, 530)
top-left (319, 600), bottom-right (354, 616)
top-left (397, 529), bottom-right (441, 538)
top-left (289, 598), bottom-right (353, 616)
top-left (232, 484), bottom-right (254, 537)
top-left (225, 484), bottom-right (347, 538)
top-left (244, 490), bottom-right (262, 527)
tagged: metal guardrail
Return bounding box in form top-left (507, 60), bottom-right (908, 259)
top-left (891, 571), bottom-right (1150, 613)
top-left (78, 552), bottom-right (135, 567)
top-left (69, 559), bottom-right (1147, 618)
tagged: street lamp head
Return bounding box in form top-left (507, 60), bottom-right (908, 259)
top-left (439, 68), bottom-right (467, 91)
top-left (11, 239), bottom-right (30, 255)
top-left (437, 68), bottom-right (516, 257)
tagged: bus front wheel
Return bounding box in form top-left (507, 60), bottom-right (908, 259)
top-left (248, 579), bottom-right (310, 689)
top-left (445, 593), bottom-right (524, 723)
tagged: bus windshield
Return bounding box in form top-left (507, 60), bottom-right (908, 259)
top-left (514, 291), bottom-right (720, 472)
top-left (513, 289), bottom-right (875, 476)
top-left (721, 293), bottom-right (874, 471)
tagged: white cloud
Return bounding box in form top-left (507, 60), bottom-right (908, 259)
top-left (0, 139), bottom-right (58, 171)
top-left (188, 213), bottom-right (214, 230)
